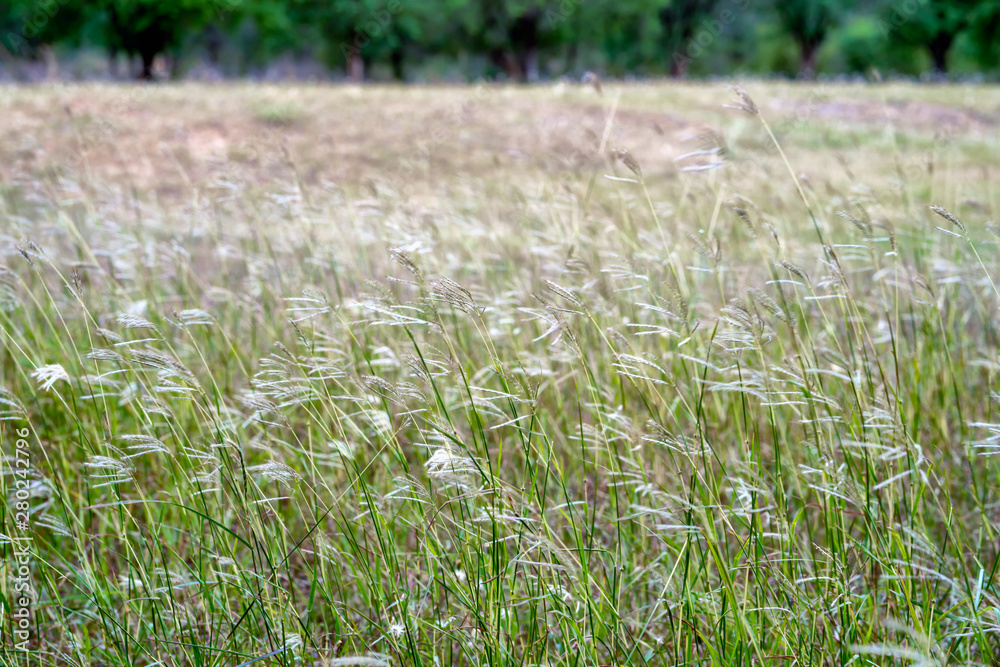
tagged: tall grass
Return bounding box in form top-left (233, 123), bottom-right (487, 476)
top-left (1, 83), bottom-right (999, 666)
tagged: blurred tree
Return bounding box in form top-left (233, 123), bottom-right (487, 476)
top-left (656, 0), bottom-right (722, 77)
top-left (285, 0), bottom-right (440, 81)
top-left (221, 0), bottom-right (315, 74)
top-left (0, 0), bottom-right (98, 79)
top-left (829, 14), bottom-right (922, 75)
top-left (885, 0), bottom-right (978, 74)
top-left (579, 1), bottom-right (659, 75)
top-left (449, 0), bottom-right (578, 81)
top-left (2, 0), bottom-right (92, 59)
top-left (773, 0), bottom-right (842, 78)
top-left (886, 0), bottom-right (1000, 75)
top-left (967, 1), bottom-right (1000, 71)
top-left (1, 0), bottom-right (999, 81)
top-left (0, 2), bottom-right (26, 62)
top-left (99, 0), bottom-right (237, 79)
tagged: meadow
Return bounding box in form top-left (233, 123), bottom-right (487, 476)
top-left (1, 80), bottom-right (999, 666)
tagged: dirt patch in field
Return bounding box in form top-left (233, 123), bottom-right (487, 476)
top-left (770, 98), bottom-right (999, 131)
top-left (0, 83), bottom-right (995, 206)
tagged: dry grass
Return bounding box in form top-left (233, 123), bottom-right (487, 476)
top-left (1, 82), bottom-right (995, 197)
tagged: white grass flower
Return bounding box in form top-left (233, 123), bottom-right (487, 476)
top-left (241, 392), bottom-right (278, 414)
top-left (325, 658), bottom-right (390, 667)
top-left (212, 555), bottom-right (237, 568)
top-left (5, 477), bottom-right (50, 503)
top-left (388, 622), bottom-right (405, 638)
top-left (84, 454), bottom-right (135, 488)
top-left (0, 387), bottom-right (27, 420)
top-left (130, 350), bottom-right (197, 384)
top-left (248, 461), bottom-right (300, 487)
top-left (32, 364), bottom-right (70, 392)
top-left (189, 464), bottom-right (221, 490)
top-left (95, 327), bottom-right (124, 344)
top-left (116, 434), bottom-right (168, 459)
top-left (176, 309), bottom-right (214, 327)
top-left (285, 289), bottom-right (331, 323)
top-left (88, 348), bottom-right (125, 362)
top-left (117, 312), bottom-right (160, 333)
top-left (425, 447), bottom-right (480, 488)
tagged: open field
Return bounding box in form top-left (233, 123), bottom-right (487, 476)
top-left (1, 81), bottom-right (1000, 666)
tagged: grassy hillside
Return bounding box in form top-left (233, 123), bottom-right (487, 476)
top-left (1, 81), bottom-right (1000, 666)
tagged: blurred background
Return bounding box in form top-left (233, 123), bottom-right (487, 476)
top-left (1, 0), bottom-right (998, 83)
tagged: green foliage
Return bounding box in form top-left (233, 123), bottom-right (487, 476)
top-left (826, 14), bottom-right (924, 76)
top-left (967, 0), bottom-right (1000, 72)
top-left (879, 0), bottom-right (1000, 74)
top-left (1, 0), bottom-right (998, 78)
top-left (772, 0), bottom-right (844, 76)
top-left (742, 19), bottom-right (800, 77)
top-left (656, 0), bottom-right (723, 76)
top-left (2, 0), bottom-right (93, 57)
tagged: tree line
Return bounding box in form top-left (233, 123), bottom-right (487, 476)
top-left (1, 0), bottom-right (998, 81)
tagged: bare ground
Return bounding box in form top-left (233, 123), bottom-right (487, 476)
top-left (0, 82), bottom-right (997, 206)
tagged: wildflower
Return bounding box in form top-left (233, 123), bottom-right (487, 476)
top-left (32, 364), bottom-right (70, 392)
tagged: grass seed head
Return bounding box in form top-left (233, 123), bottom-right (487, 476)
top-left (929, 205), bottom-right (966, 233)
top-left (32, 364), bottom-right (70, 392)
top-left (726, 86), bottom-right (759, 116)
top-left (614, 148), bottom-right (642, 177)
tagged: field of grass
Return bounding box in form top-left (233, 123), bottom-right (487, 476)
top-left (1, 80), bottom-right (1000, 666)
